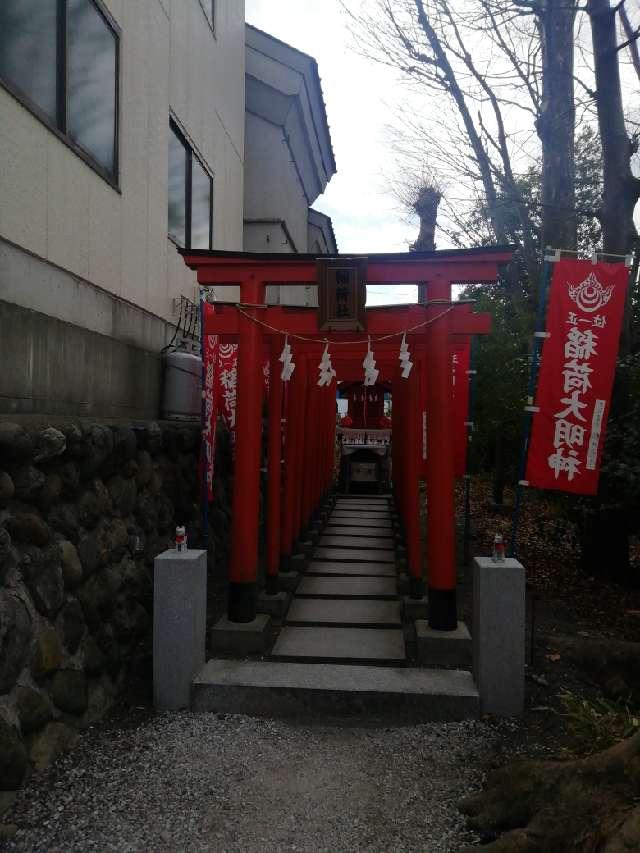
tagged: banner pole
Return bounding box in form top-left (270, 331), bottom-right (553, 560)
top-left (509, 253), bottom-right (555, 557)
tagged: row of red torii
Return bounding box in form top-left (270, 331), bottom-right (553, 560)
top-left (182, 246), bottom-right (513, 632)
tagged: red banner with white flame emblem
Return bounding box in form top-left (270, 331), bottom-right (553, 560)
top-left (525, 259), bottom-right (628, 495)
top-left (203, 334), bottom-right (219, 501)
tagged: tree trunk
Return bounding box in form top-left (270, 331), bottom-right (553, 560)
top-left (538, 1), bottom-right (577, 252)
top-left (580, 0), bottom-right (640, 586)
top-left (588, 0), bottom-right (640, 260)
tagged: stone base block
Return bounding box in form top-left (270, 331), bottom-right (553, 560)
top-left (290, 553), bottom-right (307, 572)
top-left (278, 570), bottom-right (301, 592)
top-left (416, 621), bottom-right (472, 668)
top-left (397, 572), bottom-right (409, 595)
top-left (211, 614), bottom-right (271, 656)
top-left (402, 595), bottom-right (429, 622)
top-left (257, 591), bottom-right (291, 619)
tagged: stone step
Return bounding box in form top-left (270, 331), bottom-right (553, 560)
top-left (329, 509), bottom-right (391, 522)
top-left (324, 526), bottom-right (394, 539)
top-left (319, 536), bottom-right (394, 550)
top-left (335, 503), bottom-right (390, 511)
top-left (286, 599), bottom-right (401, 628)
top-left (296, 575), bottom-right (397, 598)
top-left (308, 561), bottom-right (396, 577)
top-left (270, 626), bottom-right (406, 665)
top-left (192, 660), bottom-right (479, 721)
top-left (327, 518), bottom-right (392, 529)
top-left (314, 547), bottom-right (395, 564)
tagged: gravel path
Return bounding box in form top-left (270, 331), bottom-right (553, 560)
top-left (3, 712), bottom-right (513, 852)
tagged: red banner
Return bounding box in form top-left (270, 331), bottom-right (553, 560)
top-left (525, 259), bottom-right (628, 495)
top-left (203, 334), bottom-right (219, 500)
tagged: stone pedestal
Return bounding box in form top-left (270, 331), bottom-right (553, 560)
top-left (280, 570), bottom-right (301, 592)
top-left (473, 556), bottom-right (525, 716)
top-left (416, 621), bottom-right (471, 667)
top-left (257, 591), bottom-right (291, 619)
top-left (211, 614), bottom-right (271, 655)
top-left (402, 595), bottom-right (428, 622)
top-left (153, 548), bottom-right (207, 711)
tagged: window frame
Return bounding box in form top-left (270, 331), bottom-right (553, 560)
top-left (0, 0), bottom-right (121, 190)
top-left (168, 118), bottom-right (214, 251)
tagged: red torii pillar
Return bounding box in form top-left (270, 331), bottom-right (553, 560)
top-left (228, 274), bottom-right (265, 621)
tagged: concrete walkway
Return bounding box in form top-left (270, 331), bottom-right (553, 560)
top-left (272, 497), bottom-right (407, 665)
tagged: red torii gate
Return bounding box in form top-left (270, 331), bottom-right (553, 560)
top-left (182, 247), bottom-right (512, 632)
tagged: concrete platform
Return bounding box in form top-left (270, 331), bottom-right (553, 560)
top-left (314, 547), bottom-right (395, 563)
top-left (323, 526), bottom-right (393, 539)
top-left (308, 561), bottom-right (396, 577)
top-left (296, 576), bottom-right (397, 598)
top-left (271, 626), bottom-right (405, 665)
top-left (192, 660), bottom-right (479, 720)
top-left (319, 536), bottom-right (394, 550)
top-left (286, 599), bottom-right (401, 627)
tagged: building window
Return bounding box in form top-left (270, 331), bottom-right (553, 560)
top-left (168, 120), bottom-right (213, 250)
top-left (0, 0), bottom-right (119, 184)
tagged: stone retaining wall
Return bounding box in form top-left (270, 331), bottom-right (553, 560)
top-left (0, 419), bottom-right (232, 803)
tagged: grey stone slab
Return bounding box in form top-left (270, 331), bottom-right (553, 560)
top-left (335, 503), bottom-right (390, 512)
top-left (309, 561), bottom-right (396, 577)
top-left (192, 659), bottom-right (479, 720)
top-left (296, 575), bottom-right (397, 598)
top-left (314, 547), bottom-right (395, 564)
top-left (271, 626), bottom-right (406, 664)
top-left (319, 536), bottom-right (394, 550)
top-left (328, 518), bottom-right (392, 529)
top-left (286, 599), bottom-right (401, 627)
top-left (154, 549), bottom-right (207, 712)
top-left (324, 526), bottom-right (393, 539)
top-left (331, 511), bottom-right (391, 519)
top-left (474, 557), bottom-right (525, 716)
top-left (416, 621), bottom-right (472, 668)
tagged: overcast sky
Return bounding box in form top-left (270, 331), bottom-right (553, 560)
top-left (245, 0), bottom-right (422, 303)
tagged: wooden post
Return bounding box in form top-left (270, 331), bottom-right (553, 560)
top-left (425, 277), bottom-right (457, 630)
top-left (228, 274), bottom-right (264, 622)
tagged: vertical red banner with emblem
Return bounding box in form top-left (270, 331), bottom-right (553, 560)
top-left (525, 259), bottom-right (628, 495)
top-left (203, 333), bottom-right (219, 501)
top-left (216, 343), bottom-right (239, 440)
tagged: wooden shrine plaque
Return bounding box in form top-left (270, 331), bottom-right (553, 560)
top-left (317, 258), bottom-right (367, 331)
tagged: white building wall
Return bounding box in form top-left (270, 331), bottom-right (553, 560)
top-left (0, 0), bottom-right (245, 327)
top-left (243, 113), bottom-right (309, 253)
